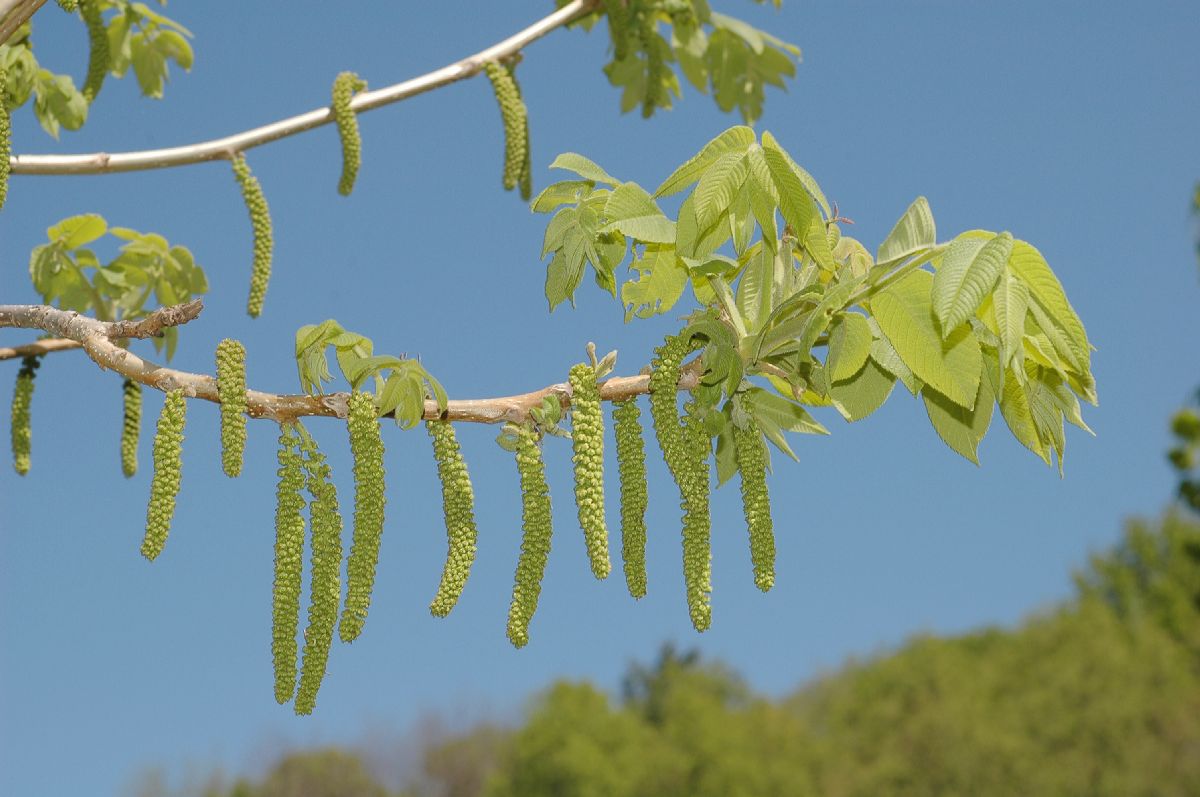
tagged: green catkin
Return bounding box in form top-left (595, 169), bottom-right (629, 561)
top-left (230, 154), bottom-right (274, 318)
top-left (733, 411), bottom-right (775, 592)
top-left (10, 355), bottom-right (39, 475)
top-left (603, 0), bottom-right (632, 61)
top-left (331, 71), bottom-right (367, 196)
top-left (569, 363), bottom-right (611, 579)
top-left (680, 399), bottom-right (712, 631)
top-left (295, 433), bottom-right (343, 715)
top-left (340, 391), bottom-right (386, 643)
top-left (80, 0), bottom-right (108, 103)
top-left (1, 67), bottom-right (11, 211)
top-left (506, 424), bottom-right (553, 649)
top-left (271, 422), bottom-right (306, 705)
top-left (141, 389), bottom-right (187, 561)
top-left (648, 333), bottom-right (712, 631)
top-left (215, 338), bottom-right (248, 477)
top-left (640, 18), bottom-right (666, 118)
top-left (613, 399), bottom-right (648, 599)
top-left (507, 62), bottom-right (532, 201)
top-left (427, 420), bottom-right (479, 618)
top-left (482, 61), bottom-right (527, 193)
top-left (120, 378), bottom-right (141, 478)
top-left (56, 0), bottom-right (79, 11)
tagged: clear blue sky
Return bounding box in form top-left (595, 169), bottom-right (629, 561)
top-left (2, 2), bottom-right (1198, 794)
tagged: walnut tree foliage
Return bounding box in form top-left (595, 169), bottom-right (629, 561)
top-left (3, 0), bottom-right (1096, 716)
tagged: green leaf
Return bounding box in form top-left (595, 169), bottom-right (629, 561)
top-left (877, 196), bottom-right (936, 264)
top-left (932, 232), bottom-right (1012, 336)
top-left (130, 33), bottom-right (167, 98)
top-left (761, 134), bottom-right (820, 251)
top-left (992, 268), bottom-right (1029, 371)
top-left (735, 243), bottom-right (772, 331)
top-left (621, 244), bottom-right (688, 321)
top-left (826, 312), bottom-right (873, 383)
top-left (542, 206), bottom-right (578, 257)
top-left (869, 326), bottom-right (922, 396)
top-left (1007, 239), bottom-right (1090, 372)
top-left (654, 126), bottom-right (756, 198)
top-left (870, 270), bottom-right (981, 408)
top-left (693, 151), bottom-right (748, 231)
top-left (829, 358), bottom-right (896, 422)
top-left (922, 372), bottom-right (995, 465)
top-left (676, 193), bottom-right (730, 261)
top-left (531, 180), bottom-right (594, 214)
top-left (999, 366), bottom-right (1050, 465)
top-left (154, 29), bottom-right (193, 71)
top-left (47, 214), bottom-right (107, 249)
top-left (758, 132), bottom-right (828, 218)
top-left (548, 153), bottom-right (619, 186)
top-left (545, 233), bottom-right (587, 310)
top-left (602, 182), bottom-right (675, 243)
top-left (744, 387), bottom-right (827, 461)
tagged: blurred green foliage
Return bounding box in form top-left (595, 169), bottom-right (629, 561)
top-left (176, 510), bottom-right (1200, 797)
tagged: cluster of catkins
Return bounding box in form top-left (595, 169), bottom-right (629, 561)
top-left (230, 154), bottom-right (274, 318)
top-left (482, 61), bottom-right (531, 200)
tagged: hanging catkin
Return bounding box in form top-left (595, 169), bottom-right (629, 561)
top-left (120, 378), bottom-right (141, 478)
top-left (331, 71), bottom-right (367, 196)
top-left (230, 154), bottom-right (274, 318)
top-left (10, 355), bottom-right (39, 475)
top-left (141, 389), bottom-right (187, 561)
top-left (612, 398), bottom-right (648, 599)
top-left (482, 61), bottom-right (528, 193)
top-left (80, 0), bottom-right (109, 103)
top-left (271, 422), bottom-right (305, 705)
top-left (569, 362), bottom-right (610, 579)
top-left (0, 67), bottom-right (11, 211)
top-left (733, 408), bottom-right (775, 592)
top-left (506, 424), bottom-right (553, 649)
top-left (295, 432), bottom-right (343, 715)
top-left (427, 420), bottom-right (479, 618)
top-left (340, 391), bottom-right (386, 642)
top-left (215, 339), bottom-right (248, 477)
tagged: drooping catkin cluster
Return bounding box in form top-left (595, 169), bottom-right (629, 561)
top-left (649, 332), bottom-right (712, 631)
top-left (141, 389), bottom-right (187, 561)
top-left (215, 339), bottom-right (248, 477)
top-left (1, 67), bottom-right (11, 211)
top-left (340, 391), bottom-right (386, 643)
top-left (732, 408), bottom-right (775, 592)
top-left (295, 432), bottom-right (343, 716)
top-left (612, 398), bottom-right (648, 599)
top-left (427, 420), bottom-right (479, 618)
top-left (230, 154), bottom-right (274, 318)
top-left (331, 71), bottom-right (367, 196)
top-left (482, 61), bottom-right (529, 195)
top-left (10, 355), bottom-right (39, 475)
top-left (271, 422), bottom-right (306, 705)
top-left (120, 378), bottom-right (141, 478)
top-left (80, 0), bottom-right (109, 103)
top-left (680, 399), bottom-right (712, 631)
top-left (506, 424), bottom-right (553, 649)
top-left (569, 362), bottom-right (610, 579)
top-left (602, 0), bottom-right (634, 61)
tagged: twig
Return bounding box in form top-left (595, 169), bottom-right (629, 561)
top-left (0, 0), bottom-right (46, 46)
top-left (0, 337), bottom-right (81, 360)
top-left (10, 0), bottom-right (601, 175)
top-left (0, 301), bottom-right (702, 425)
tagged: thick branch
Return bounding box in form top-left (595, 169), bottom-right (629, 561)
top-left (0, 0), bottom-right (46, 46)
top-left (0, 302), bottom-right (701, 425)
top-left (9, 0), bottom-right (600, 175)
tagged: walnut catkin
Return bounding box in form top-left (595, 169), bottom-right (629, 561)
top-left (331, 71), bottom-right (367, 196)
top-left (427, 420), bottom-right (479, 618)
top-left (231, 154), bottom-right (274, 318)
top-left (141, 389), bottom-right (187, 561)
top-left (120, 378), bottom-right (141, 478)
top-left (340, 391), bottom-right (386, 643)
top-left (0, 67), bottom-right (11, 210)
top-left (506, 424), bottom-right (553, 649)
top-left (10, 355), bottom-right (39, 475)
top-left (215, 339), bottom-right (248, 477)
top-left (271, 422), bottom-right (306, 705)
top-left (569, 362), bottom-right (611, 579)
top-left (612, 398), bottom-right (648, 599)
top-left (482, 61), bottom-right (528, 193)
top-left (733, 407), bottom-right (775, 592)
top-left (80, 0), bottom-right (108, 103)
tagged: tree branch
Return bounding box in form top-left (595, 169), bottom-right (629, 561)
top-left (9, 0), bottom-right (601, 175)
top-left (0, 337), bottom-right (81, 360)
top-left (0, 0), bottom-right (46, 47)
top-left (0, 302), bottom-right (702, 425)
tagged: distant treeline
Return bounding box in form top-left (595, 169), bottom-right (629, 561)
top-left (148, 511), bottom-right (1200, 797)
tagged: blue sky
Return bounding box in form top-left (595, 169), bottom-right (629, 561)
top-left (2, 1), bottom-right (1199, 794)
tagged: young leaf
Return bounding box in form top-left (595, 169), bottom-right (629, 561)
top-left (877, 196), bottom-right (936, 265)
top-left (602, 182), bottom-right (675, 243)
top-left (548, 153), bottom-right (619, 185)
top-left (654, 125), bottom-right (756, 198)
top-left (829, 358), bottom-right (896, 422)
top-left (921, 372), bottom-right (995, 465)
top-left (693, 151), bottom-right (748, 231)
top-left (826, 312), bottom-right (873, 383)
top-left (870, 270), bottom-right (981, 408)
top-left (932, 232), bottom-right (1012, 336)
top-left (1007, 239), bottom-right (1090, 372)
top-left (621, 244), bottom-right (688, 321)
top-left (991, 268), bottom-right (1029, 371)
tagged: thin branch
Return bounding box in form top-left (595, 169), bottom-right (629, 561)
top-left (0, 337), bottom-right (80, 360)
top-left (9, 0), bottom-right (601, 175)
top-left (0, 0), bottom-right (46, 47)
top-left (0, 301), bottom-right (702, 425)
